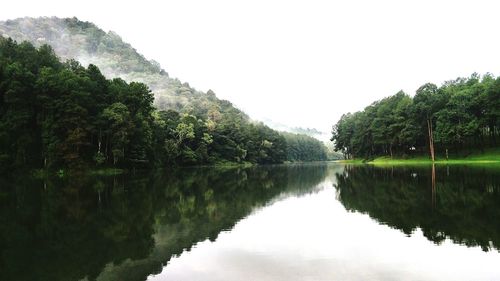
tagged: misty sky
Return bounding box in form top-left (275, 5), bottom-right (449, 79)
top-left (2, 0), bottom-right (500, 134)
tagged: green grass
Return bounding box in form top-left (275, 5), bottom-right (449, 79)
top-left (31, 167), bottom-right (125, 178)
top-left (343, 147), bottom-right (500, 166)
top-left (337, 159), bottom-right (365, 164)
top-left (205, 161), bottom-right (254, 168)
top-left (88, 168), bottom-right (125, 176)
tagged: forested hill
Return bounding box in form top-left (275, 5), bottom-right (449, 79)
top-left (331, 74), bottom-right (500, 159)
top-left (0, 19), bottom-right (328, 171)
top-left (0, 17), bottom-right (239, 116)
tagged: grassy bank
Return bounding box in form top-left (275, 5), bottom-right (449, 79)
top-left (32, 167), bottom-right (126, 178)
top-left (339, 148), bottom-right (500, 165)
top-left (28, 162), bottom-right (258, 179)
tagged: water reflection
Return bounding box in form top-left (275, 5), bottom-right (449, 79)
top-left (334, 165), bottom-right (500, 251)
top-left (0, 164), bottom-right (328, 281)
top-left (1, 163), bottom-right (500, 281)
top-left (149, 164), bottom-right (500, 281)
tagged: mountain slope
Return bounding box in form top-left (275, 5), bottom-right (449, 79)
top-left (0, 16), bottom-right (245, 119)
top-left (0, 17), bottom-right (329, 167)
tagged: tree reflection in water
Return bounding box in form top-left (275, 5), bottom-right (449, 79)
top-left (0, 164), bottom-right (328, 281)
top-left (334, 164), bottom-right (500, 251)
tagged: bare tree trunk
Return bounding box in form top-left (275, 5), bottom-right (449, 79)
top-left (98, 129), bottom-right (102, 153)
top-left (427, 118), bottom-right (435, 162)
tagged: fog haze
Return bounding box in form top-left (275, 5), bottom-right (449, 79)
top-left (2, 0), bottom-right (500, 133)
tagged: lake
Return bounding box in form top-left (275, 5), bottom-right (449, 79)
top-left (1, 163), bottom-right (500, 281)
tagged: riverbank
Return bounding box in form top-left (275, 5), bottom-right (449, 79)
top-left (29, 161), bottom-right (257, 179)
top-left (339, 148), bottom-right (500, 165)
top-left (32, 167), bottom-right (127, 178)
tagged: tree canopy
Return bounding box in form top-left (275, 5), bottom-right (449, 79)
top-left (331, 74), bottom-right (500, 159)
top-left (0, 38), bottom-right (326, 172)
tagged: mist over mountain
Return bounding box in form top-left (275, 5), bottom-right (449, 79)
top-left (0, 16), bottom-right (249, 120)
top-left (0, 17), bottom-right (334, 142)
top-left (261, 118), bottom-right (329, 141)
top-left (0, 16), bottom-right (330, 168)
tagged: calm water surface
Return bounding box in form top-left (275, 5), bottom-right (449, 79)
top-left (1, 163), bottom-right (500, 281)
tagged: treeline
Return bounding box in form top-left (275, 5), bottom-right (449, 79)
top-left (331, 74), bottom-right (500, 159)
top-left (282, 132), bottom-right (327, 161)
top-left (0, 38), bottom-right (327, 171)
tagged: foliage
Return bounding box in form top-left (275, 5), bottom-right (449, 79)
top-left (0, 17), bottom-right (251, 128)
top-left (331, 74), bottom-right (500, 159)
top-left (0, 38), bottom-right (322, 171)
top-left (281, 132), bottom-right (327, 161)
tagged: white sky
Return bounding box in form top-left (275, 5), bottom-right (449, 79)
top-left (2, 0), bottom-right (500, 133)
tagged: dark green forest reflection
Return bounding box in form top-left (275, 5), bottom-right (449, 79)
top-left (335, 165), bottom-right (500, 251)
top-left (0, 164), bottom-right (328, 281)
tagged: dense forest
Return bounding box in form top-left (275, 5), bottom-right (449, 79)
top-left (331, 74), bottom-right (500, 159)
top-left (0, 17), bottom-right (322, 138)
top-left (0, 38), bottom-right (327, 172)
top-left (282, 132), bottom-right (327, 161)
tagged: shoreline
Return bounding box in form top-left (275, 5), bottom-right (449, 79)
top-left (337, 149), bottom-right (500, 166)
top-left (339, 159), bottom-right (500, 165)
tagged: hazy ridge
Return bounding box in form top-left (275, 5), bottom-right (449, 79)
top-left (0, 16), bottom-right (249, 121)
